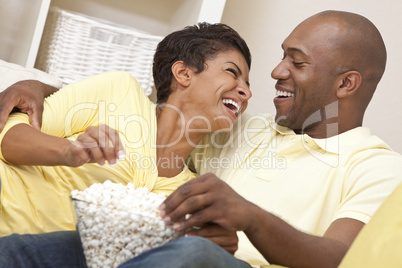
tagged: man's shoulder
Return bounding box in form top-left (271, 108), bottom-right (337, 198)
top-left (335, 127), bottom-right (396, 155)
top-left (339, 128), bottom-right (402, 173)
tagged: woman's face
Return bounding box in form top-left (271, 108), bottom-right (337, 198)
top-left (187, 49), bottom-right (251, 132)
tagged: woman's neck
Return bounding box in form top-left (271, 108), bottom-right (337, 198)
top-left (155, 104), bottom-right (208, 177)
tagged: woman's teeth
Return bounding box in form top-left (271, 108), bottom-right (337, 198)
top-left (222, 99), bottom-right (240, 115)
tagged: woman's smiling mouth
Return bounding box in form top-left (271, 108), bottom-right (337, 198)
top-left (222, 98), bottom-right (241, 118)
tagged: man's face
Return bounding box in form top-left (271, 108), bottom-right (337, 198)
top-left (271, 18), bottom-right (342, 133)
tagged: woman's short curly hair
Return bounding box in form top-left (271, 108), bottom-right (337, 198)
top-left (152, 22), bottom-right (251, 104)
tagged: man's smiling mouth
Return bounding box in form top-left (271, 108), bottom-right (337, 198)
top-left (276, 90), bottom-right (295, 98)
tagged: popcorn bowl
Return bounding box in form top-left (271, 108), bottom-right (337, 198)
top-left (71, 181), bottom-right (182, 268)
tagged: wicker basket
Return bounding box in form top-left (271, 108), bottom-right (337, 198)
top-left (35, 7), bottom-right (163, 96)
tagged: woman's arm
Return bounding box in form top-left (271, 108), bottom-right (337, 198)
top-left (2, 123), bottom-right (72, 166)
top-left (0, 72), bottom-right (135, 166)
top-left (2, 123), bottom-right (123, 167)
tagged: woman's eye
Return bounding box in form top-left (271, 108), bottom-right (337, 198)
top-left (226, 68), bottom-right (237, 76)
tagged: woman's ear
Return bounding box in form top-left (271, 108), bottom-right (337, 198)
top-left (336, 71), bottom-right (362, 98)
top-left (171, 61), bottom-right (192, 88)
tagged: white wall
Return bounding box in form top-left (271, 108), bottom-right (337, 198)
top-left (221, 0), bottom-right (402, 154)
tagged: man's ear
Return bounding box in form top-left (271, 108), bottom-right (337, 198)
top-left (336, 71), bottom-right (362, 98)
top-left (171, 61), bottom-right (192, 88)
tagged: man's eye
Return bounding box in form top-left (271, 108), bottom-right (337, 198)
top-left (293, 62), bottom-right (304, 66)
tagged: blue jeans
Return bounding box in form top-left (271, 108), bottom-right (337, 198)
top-left (0, 231), bottom-right (251, 268)
top-left (0, 231), bottom-right (87, 268)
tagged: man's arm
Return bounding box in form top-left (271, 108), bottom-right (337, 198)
top-left (0, 80), bottom-right (58, 132)
top-left (244, 207), bottom-right (363, 268)
top-left (160, 173), bottom-right (364, 268)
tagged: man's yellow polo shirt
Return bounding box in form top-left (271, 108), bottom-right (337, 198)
top-left (190, 112), bottom-right (402, 266)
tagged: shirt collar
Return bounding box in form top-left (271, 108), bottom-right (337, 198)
top-left (270, 120), bottom-right (296, 135)
top-left (271, 120), bottom-right (374, 155)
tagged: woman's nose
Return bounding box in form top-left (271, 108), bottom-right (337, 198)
top-left (236, 83), bottom-right (252, 101)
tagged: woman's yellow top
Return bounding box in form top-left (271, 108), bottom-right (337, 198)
top-left (0, 72), bottom-right (195, 236)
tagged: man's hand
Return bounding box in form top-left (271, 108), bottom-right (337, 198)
top-left (160, 173), bottom-right (255, 233)
top-left (160, 173), bottom-right (362, 267)
top-left (186, 223), bottom-right (239, 255)
top-left (0, 80), bottom-right (58, 132)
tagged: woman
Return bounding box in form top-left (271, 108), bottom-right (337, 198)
top-left (0, 22), bottom-right (251, 237)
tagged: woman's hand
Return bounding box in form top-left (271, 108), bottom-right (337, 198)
top-left (66, 124), bottom-right (125, 167)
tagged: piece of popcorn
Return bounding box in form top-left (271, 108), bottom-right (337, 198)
top-left (71, 181), bottom-right (182, 268)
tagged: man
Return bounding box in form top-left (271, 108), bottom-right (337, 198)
top-left (157, 10), bottom-right (402, 267)
top-left (0, 10), bottom-right (401, 268)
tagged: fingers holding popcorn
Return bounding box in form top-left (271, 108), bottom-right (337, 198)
top-left (74, 124), bottom-right (124, 166)
top-left (161, 173), bottom-right (255, 233)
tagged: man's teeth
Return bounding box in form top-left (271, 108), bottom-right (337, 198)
top-left (222, 99), bottom-right (240, 114)
top-left (276, 90), bottom-right (295, 97)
